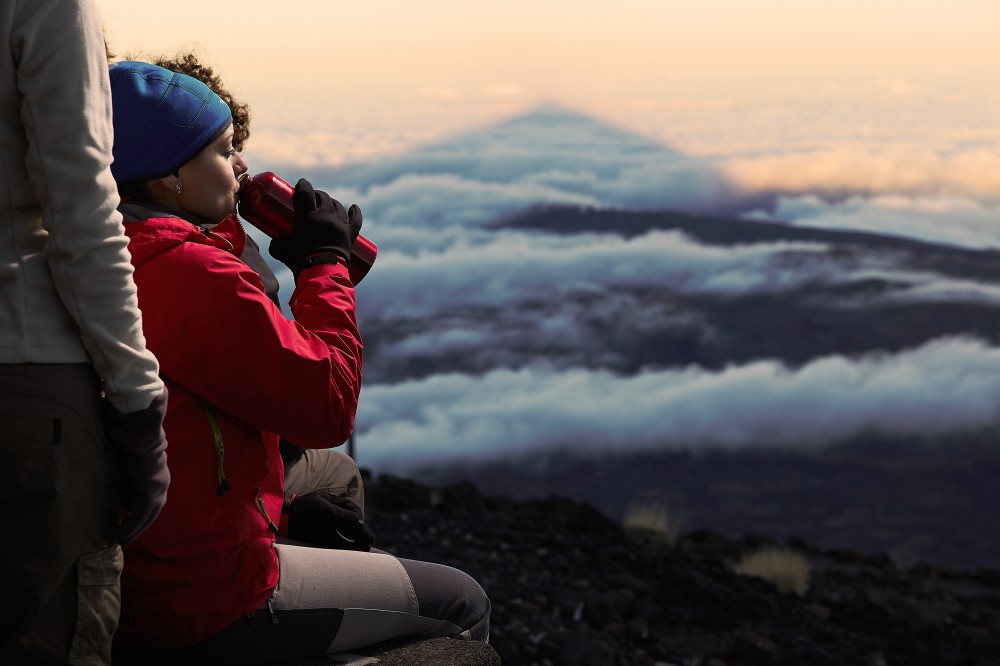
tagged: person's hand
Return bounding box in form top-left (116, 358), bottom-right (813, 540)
top-left (102, 389), bottom-right (171, 545)
top-left (268, 178), bottom-right (363, 277)
top-left (287, 492), bottom-right (374, 551)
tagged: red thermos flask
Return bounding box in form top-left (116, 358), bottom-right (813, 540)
top-left (237, 171), bottom-right (378, 285)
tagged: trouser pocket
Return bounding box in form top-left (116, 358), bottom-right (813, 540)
top-left (69, 545), bottom-right (123, 665)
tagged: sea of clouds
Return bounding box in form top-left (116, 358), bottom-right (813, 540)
top-left (244, 105), bottom-right (1000, 472)
top-left (356, 337), bottom-right (1000, 472)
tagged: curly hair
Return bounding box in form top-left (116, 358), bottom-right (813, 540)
top-left (151, 53), bottom-right (251, 152)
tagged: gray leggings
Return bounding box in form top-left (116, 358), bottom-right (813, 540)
top-left (115, 544), bottom-right (490, 665)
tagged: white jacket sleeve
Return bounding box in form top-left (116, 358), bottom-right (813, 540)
top-left (12, 0), bottom-right (163, 412)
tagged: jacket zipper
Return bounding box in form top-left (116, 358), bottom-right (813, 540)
top-left (204, 406), bottom-right (230, 495)
top-left (255, 487), bottom-right (280, 535)
top-left (205, 401), bottom-right (278, 536)
top-left (254, 433), bottom-right (278, 535)
top-left (201, 227), bottom-right (235, 252)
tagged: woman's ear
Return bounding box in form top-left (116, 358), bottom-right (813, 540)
top-left (152, 173), bottom-right (183, 196)
top-left (140, 174), bottom-right (184, 210)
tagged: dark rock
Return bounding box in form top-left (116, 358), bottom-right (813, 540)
top-left (723, 627), bottom-right (779, 665)
top-left (360, 474), bottom-right (1000, 666)
top-left (352, 637), bottom-right (500, 666)
top-left (275, 638), bottom-right (498, 666)
top-left (537, 629), bottom-right (618, 666)
top-left (441, 481), bottom-right (488, 513)
top-left (521, 494), bottom-right (624, 538)
top-left (367, 474), bottom-right (438, 511)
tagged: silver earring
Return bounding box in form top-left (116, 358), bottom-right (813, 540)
top-left (175, 183), bottom-right (182, 194)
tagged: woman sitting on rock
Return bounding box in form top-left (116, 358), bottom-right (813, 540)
top-left (147, 50), bottom-right (368, 516)
top-left (107, 60), bottom-right (489, 663)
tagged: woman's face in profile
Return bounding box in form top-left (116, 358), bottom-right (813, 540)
top-left (175, 126), bottom-right (248, 225)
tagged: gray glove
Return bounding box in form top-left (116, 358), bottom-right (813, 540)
top-left (102, 389), bottom-right (171, 545)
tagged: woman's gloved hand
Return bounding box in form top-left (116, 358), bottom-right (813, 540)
top-left (268, 178), bottom-right (362, 278)
top-left (102, 389), bottom-right (171, 545)
top-left (286, 491), bottom-right (374, 551)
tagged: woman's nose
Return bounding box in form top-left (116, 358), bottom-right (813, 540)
top-left (234, 152), bottom-right (249, 176)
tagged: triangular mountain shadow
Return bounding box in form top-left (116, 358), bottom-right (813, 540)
top-left (288, 105), bottom-right (771, 216)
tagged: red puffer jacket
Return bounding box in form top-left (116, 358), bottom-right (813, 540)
top-left (114, 208), bottom-right (363, 649)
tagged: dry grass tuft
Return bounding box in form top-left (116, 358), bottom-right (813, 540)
top-left (622, 501), bottom-right (682, 546)
top-left (732, 546), bottom-right (810, 595)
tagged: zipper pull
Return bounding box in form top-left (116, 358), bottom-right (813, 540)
top-left (266, 598), bottom-right (279, 625)
top-left (255, 487), bottom-right (280, 535)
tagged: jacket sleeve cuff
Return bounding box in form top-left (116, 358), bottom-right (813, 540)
top-left (292, 253), bottom-right (344, 281)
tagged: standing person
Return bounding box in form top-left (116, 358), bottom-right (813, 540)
top-left (107, 61), bottom-right (489, 663)
top-left (149, 52), bottom-right (366, 512)
top-left (0, 2), bottom-right (170, 664)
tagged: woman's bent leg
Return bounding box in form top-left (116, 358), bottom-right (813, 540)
top-left (394, 557), bottom-right (491, 642)
top-left (116, 544), bottom-right (490, 665)
top-left (272, 544), bottom-right (489, 653)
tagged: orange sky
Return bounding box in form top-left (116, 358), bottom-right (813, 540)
top-left (98, 1), bottom-right (998, 85)
top-left (97, 0), bottom-right (999, 194)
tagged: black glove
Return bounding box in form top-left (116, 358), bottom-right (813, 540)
top-left (286, 492), bottom-right (374, 551)
top-left (102, 389), bottom-right (171, 545)
top-left (268, 178), bottom-right (363, 278)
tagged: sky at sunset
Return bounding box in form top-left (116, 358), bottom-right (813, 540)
top-left (98, 0), bottom-right (999, 196)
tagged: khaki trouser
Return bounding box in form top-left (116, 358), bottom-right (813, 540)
top-left (0, 364), bottom-right (122, 665)
top-left (283, 448), bottom-right (365, 515)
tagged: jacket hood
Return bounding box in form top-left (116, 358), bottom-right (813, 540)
top-left (120, 202), bottom-right (247, 268)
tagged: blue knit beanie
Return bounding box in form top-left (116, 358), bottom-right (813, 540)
top-left (109, 61), bottom-right (233, 184)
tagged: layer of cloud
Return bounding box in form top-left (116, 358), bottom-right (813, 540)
top-left (288, 109), bottom-right (1000, 259)
top-left (306, 108), bottom-right (742, 219)
top-left (829, 275), bottom-right (1000, 309)
top-left (237, 104), bottom-right (1000, 472)
top-left (355, 230), bottom-right (838, 319)
top-left (252, 213), bottom-right (1000, 349)
top-left (336, 173), bottom-right (600, 237)
top-left (252, 224), bottom-right (849, 316)
top-left (747, 194), bottom-right (1000, 250)
top-left (355, 336), bottom-right (1000, 472)
top-left (242, 106), bottom-right (1000, 470)
top-left (723, 145), bottom-right (1000, 200)
top-left (363, 294), bottom-right (714, 380)
top-left (242, 71), bottom-right (1000, 216)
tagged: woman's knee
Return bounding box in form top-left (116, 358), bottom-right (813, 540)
top-left (396, 558), bottom-right (490, 641)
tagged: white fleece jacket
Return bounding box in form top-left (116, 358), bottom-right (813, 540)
top-left (0, 0), bottom-right (163, 412)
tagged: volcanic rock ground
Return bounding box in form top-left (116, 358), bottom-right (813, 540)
top-left (354, 474), bottom-right (1000, 666)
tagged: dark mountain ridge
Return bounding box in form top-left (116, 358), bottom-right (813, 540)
top-left (500, 204), bottom-right (1000, 275)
